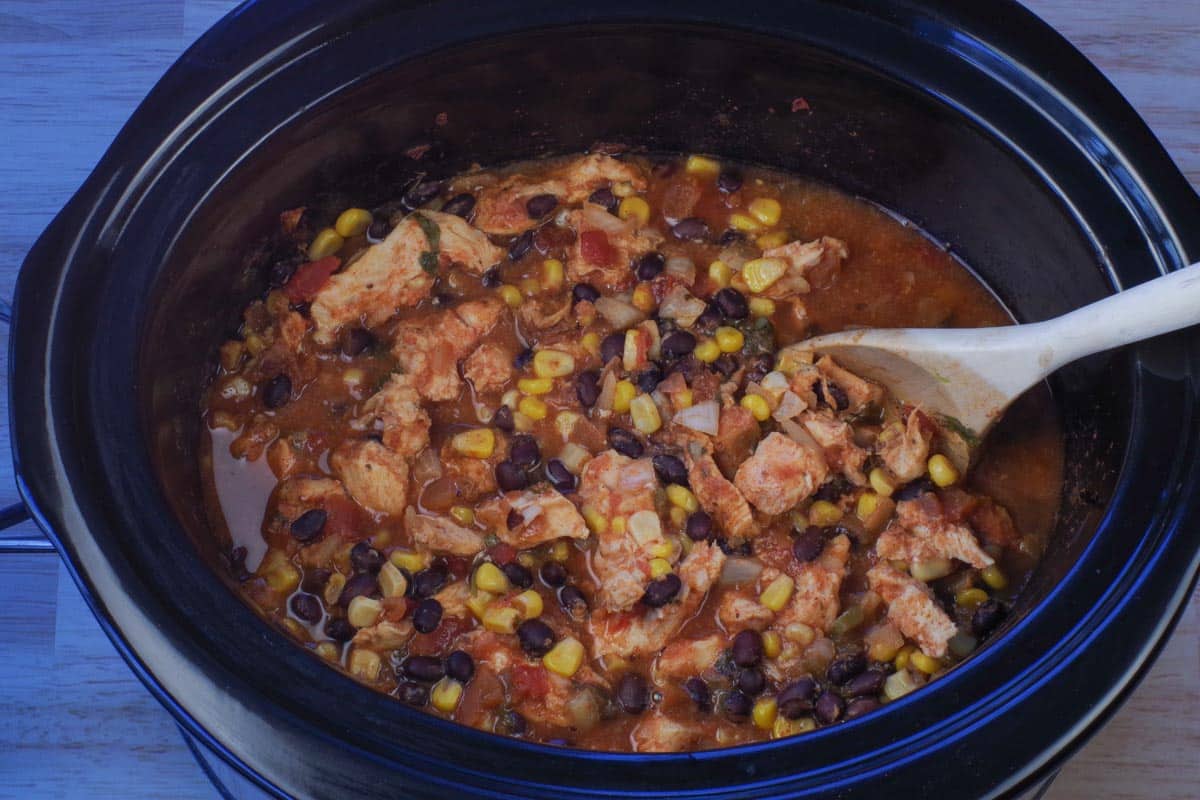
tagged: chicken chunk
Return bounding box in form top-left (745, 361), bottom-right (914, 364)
top-left (329, 440), bottom-right (410, 516)
top-left (761, 235), bottom-right (848, 297)
top-left (717, 590), bottom-right (775, 632)
top-left (877, 408), bottom-right (935, 482)
top-left (404, 507), bottom-right (486, 556)
top-left (654, 634), bottom-right (727, 681)
top-left (352, 619), bottom-right (414, 652)
top-left (684, 448), bottom-right (759, 542)
top-left (868, 562), bottom-right (958, 658)
top-left (799, 410), bottom-right (868, 485)
top-left (734, 432), bottom-right (828, 515)
top-left (272, 476), bottom-right (352, 532)
top-left (565, 206), bottom-right (663, 292)
top-left (463, 342), bottom-right (514, 393)
top-left (391, 298), bottom-right (508, 402)
top-left (875, 495), bottom-right (994, 568)
top-left (439, 439), bottom-right (500, 504)
top-left (816, 355), bottom-right (883, 415)
top-left (353, 374), bottom-right (431, 457)
top-left (311, 211), bottom-right (501, 336)
top-left (482, 485), bottom-right (590, 550)
top-left (776, 534), bottom-right (851, 633)
top-left (713, 404), bottom-right (760, 477)
top-left (631, 713), bottom-right (706, 753)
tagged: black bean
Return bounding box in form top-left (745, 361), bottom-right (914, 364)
top-left (588, 187), bottom-right (619, 212)
top-left (396, 681), bottom-right (429, 706)
top-left (777, 677), bottom-right (818, 719)
top-left (633, 251), bottom-right (665, 281)
top-left (717, 229), bottom-right (745, 246)
top-left (971, 599), bottom-right (1005, 637)
top-left (636, 366), bottom-right (663, 394)
top-left (506, 508), bottom-right (523, 530)
top-left (686, 511), bottom-right (714, 541)
top-left (695, 303), bottom-right (723, 330)
top-left (717, 171), bottom-right (743, 193)
top-left (819, 380), bottom-right (849, 412)
top-left (651, 454), bottom-right (688, 487)
top-left (410, 566), bottom-right (447, 599)
top-left (717, 537), bottom-right (753, 556)
top-left (517, 619), bottom-right (556, 657)
top-left (508, 230), bottom-right (534, 261)
top-left (546, 459), bottom-right (576, 493)
top-left (792, 527), bottom-right (828, 562)
top-left (262, 374), bottom-right (292, 409)
top-left (559, 585), bottom-right (588, 616)
top-left (301, 568), bottom-right (331, 594)
top-left (572, 283), bottom-right (601, 304)
top-left (496, 709), bottom-right (527, 737)
top-left (642, 574), bottom-right (682, 608)
top-left (732, 630), bottom-right (764, 668)
top-left (441, 193), bottom-right (476, 218)
top-left (744, 354), bottom-right (773, 384)
top-left (324, 617), bottom-right (355, 642)
top-left (711, 354), bottom-right (739, 378)
top-left (269, 257), bottom-right (299, 288)
top-left (350, 542), bottom-right (384, 574)
top-left (844, 697), bottom-right (881, 721)
top-left (660, 331), bottom-right (697, 358)
top-left (495, 461), bottom-right (528, 492)
top-left (366, 219), bottom-right (391, 242)
top-left (600, 332), bottom-right (625, 365)
top-left (684, 677), bottom-right (711, 711)
top-left (723, 689), bottom-right (752, 721)
top-left (843, 668), bottom-right (887, 698)
top-left (576, 369), bottom-right (601, 408)
top-left (737, 667), bottom-right (766, 696)
top-left (401, 655), bottom-right (446, 683)
top-left (339, 327), bottom-right (374, 356)
top-left (481, 265), bottom-right (503, 288)
top-left (290, 509), bottom-right (327, 543)
top-left (445, 650), bottom-right (475, 684)
top-left (616, 673), bottom-right (649, 714)
top-left (540, 561), bottom-right (568, 587)
top-left (502, 562), bottom-right (533, 589)
top-left (671, 217), bottom-right (710, 242)
top-left (894, 478), bottom-right (935, 502)
top-left (814, 691), bottom-right (845, 725)
top-left (289, 593), bottom-right (323, 624)
top-left (608, 427), bottom-right (644, 458)
top-left (509, 435), bottom-right (540, 467)
top-left (525, 193), bottom-right (559, 219)
top-left (493, 405), bottom-right (515, 432)
top-left (713, 288), bottom-right (749, 320)
top-left (402, 180), bottom-right (443, 210)
top-left (827, 652), bottom-right (867, 686)
top-left (338, 573), bottom-right (379, 607)
top-left (513, 348), bottom-right (534, 370)
top-left (412, 599), bottom-right (443, 634)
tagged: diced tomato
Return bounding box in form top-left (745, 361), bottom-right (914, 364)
top-left (579, 230), bottom-right (614, 268)
top-left (510, 663), bottom-right (550, 700)
top-left (442, 555), bottom-right (471, 579)
top-left (322, 494), bottom-right (363, 540)
top-left (283, 256), bottom-right (341, 302)
top-left (487, 543), bottom-right (518, 565)
top-left (409, 615), bottom-right (473, 656)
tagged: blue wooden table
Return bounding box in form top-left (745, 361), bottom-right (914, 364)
top-left (1, 2), bottom-right (1196, 798)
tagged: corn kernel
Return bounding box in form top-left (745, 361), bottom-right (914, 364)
top-left (714, 326), bottom-right (745, 353)
top-left (550, 540), bottom-right (571, 562)
top-left (498, 284), bottom-right (523, 308)
top-left (760, 574), bottom-right (795, 612)
top-left (334, 207), bottom-right (373, 238)
top-left (244, 333), bottom-right (267, 356)
top-left (265, 563), bottom-right (301, 594)
top-left (451, 427), bottom-right (496, 459)
top-left (611, 517), bottom-right (627, 536)
top-left (666, 484), bottom-right (699, 513)
top-left (449, 505), bottom-right (475, 526)
top-left (631, 282), bottom-right (657, 313)
top-left (517, 553), bottom-right (536, 568)
top-left (348, 648), bottom-right (382, 681)
top-left (693, 339), bottom-right (721, 363)
top-left (518, 377), bottom-right (554, 395)
top-left (784, 622), bottom-right (816, 645)
top-left (981, 564), bottom-right (1009, 590)
top-left (389, 549), bottom-right (427, 573)
top-left (347, 595), bottom-right (383, 628)
top-left (756, 231), bottom-right (789, 249)
top-left (520, 277), bottom-right (541, 296)
top-left (308, 227), bottom-right (344, 260)
top-left (910, 651), bottom-right (942, 675)
top-left (762, 630), bottom-right (782, 659)
top-left (514, 589), bottom-right (544, 619)
top-left (729, 212), bottom-right (764, 233)
top-left (219, 340), bottom-right (245, 371)
top-left (956, 587), bottom-right (989, 608)
top-left (628, 509), bottom-right (663, 546)
top-left (323, 572), bottom-right (346, 606)
top-left (752, 696), bottom-right (778, 730)
top-left (649, 540), bottom-right (675, 559)
top-left (630, 394), bottom-right (663, 434)
top-left (774, 348), bottom-right (812, 376)
top-left (892, 644), bottom-right (916, 672)
top-left (708, 260), bottom-right (733, 287)
top-left (928, 454), bottom-right (959, 487)
top-left (518, 396), bottom-right (548, 421)
top-left (558, 442), bottom-right (591, 474)
top-left (581, 332), bottom-right (601, 356)
top-left (431, 678), bottom-right (464, 712)
top-left (612, 379), bottom-right (637, 413)
top-left (512, 411), bottom-right (535, 432)
top-left (379, 562), bottom-right (408, 598)
top-left (674, 388), bottom-right (694, 409)
top-left (618, 196), bottom-right (650, 226)
top-left (856, 492), bottom-right (881, 520)
top-left (342, 368), bottom-right (365, 388)
top-left (533, 349), bottom-right (575, 378)
top-left (884, 669), bottom-right (919, 700)
top-left (685, 155), bottom-right (721, 177)
top-left (869, 468), bottom-right (895, 497)
top-left (773, 715), bottom-right (816, 739)
top-left (808, 499), bottom-right (843, 527)
top-left (582, 505), bottom-right (608, 535)
top-left (748, 197), bottom-right (782, 226)
top-left (740, 393), bottom-right (771, 422)
top-left (649, 558), bottom-right (673, 578)
top-left (474, 562), bottom-right (511, 594)
top-left (910, 558), bottom-right (953, 582)
top-left (541, 259), bottom-right (565, 291)
top-left (466, 591), bottom-right (494, 621)
top-left (315, 641), bottom-right (340, 662)
top-left (749, 297), bottom-right (777, 317)
top-left (482, 604), bottom-right (521, 634)
top-left (669, 505), bottom-right (688, 527)
top-left (543, 636), bottom-right (585, 677)
top-left (742, 257), bottom-right (789, 293)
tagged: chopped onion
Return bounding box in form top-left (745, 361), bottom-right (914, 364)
top-left (778, 416), bottom-right (821, 450)
top-left (567, 687), bottom-right (603, 731)
top-left (596, 369), bottom-right (618, 412)
top-left (773, 390), bottom-right (806, 422)
top-left (580, 203), bottom-right (632, 235)
top-left (673, 400), bottom-right (720, 435)
top-left (621, 459), bottom-right (656, 490)
top-left (664, 256), bottom-right (696, 286)
top-left (595, 296), bottom-right (646, 329)
top-left (658, 285), bottom-right (707, 327)
top-left (720, 556), bottom-right (763, 585)
top-left (411, 447), bottom-right (443, 484)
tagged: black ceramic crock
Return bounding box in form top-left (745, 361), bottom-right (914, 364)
top-left (9, 1), bottom-right (1200, 798)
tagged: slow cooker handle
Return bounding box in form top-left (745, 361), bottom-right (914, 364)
top-left (0, 297), bottom-right (54, 553)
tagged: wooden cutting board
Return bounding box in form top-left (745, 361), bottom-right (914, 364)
top-left (0, 2), bottom-right (1195, 797)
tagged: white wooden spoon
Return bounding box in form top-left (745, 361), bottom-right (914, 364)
top-left (784, 262), bottom-right (1200, 462)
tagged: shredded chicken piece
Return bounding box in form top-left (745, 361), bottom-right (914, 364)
top-left (565, 207), bottom-right (664, 292)
top-left (713, 404), bottom-right (760, 477)
top-left (877, 408), bottom-right (935, 482)
top-left (875, 495), bottom-right (994, 568)
top-left (352, 619), bottom-right (414, 651)
top-left (329, 440), bottom-right (410, 516)
top-left (761, 235), bottom-right (848, 297)
top-left (868, 562), bottom-right (957, 658)
top-left (439, 439), bottom-right (500, 504)
top-left (481, 485), bottom-right (590, 550)
top-left (816, 355), bottom-right (883, 414)
top-left (717, 590), bottom-right (775, 632)
top-left (734, 432), bottom-right (828, 515)
top-left (799, 410), bottom-right (868, 485)
top-left (404, 507), bottom-right (486, 556)
top-left (776, 534), bottom-right (851, 633)
top-left (684, 447), bottom-right (759, 542)
top-left (654, 634), bottom-right (727, 681)
top-left (391, 298), bottom-right (507, 402)
top-left (631, 712), bottom-right (707, 753)
top-left (353, 374), bottom-right (431, 457)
